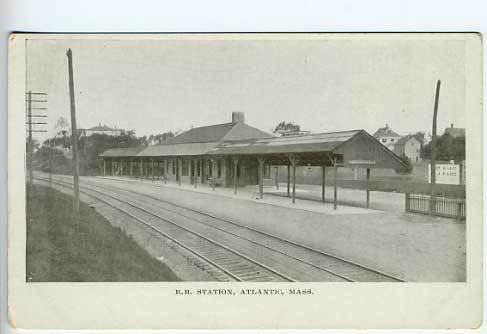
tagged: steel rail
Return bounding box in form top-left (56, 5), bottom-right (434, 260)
top-left (71, 178), bottom-right (356, 281)
top-left (96, 175), bottom-right (405, 282)
top-left (35, 177), bottom-right (242, 281)
top-left (35, 177), bottom-right (295, 282)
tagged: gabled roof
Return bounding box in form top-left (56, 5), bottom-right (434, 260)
top-left (87, 125), bottom-right (120, 132)
top-left (168, 123), bottom-right (235, 144)
top-left (99, 128), bottom-right (406, 169)
top-left (208, 130), bottom-right (361, 155)
top-left (394, 135), bottom-right (419, 146)
top-left (373, 125), bottom-right (401, 138)
top-left (444, 127), bottom-right (465, 138)
top-left (167, 122), bottom-right (272, 144)
top-left (99, 147), bottom-right (145, 157)
top-left (137, 142), bottom-right (218, 157)
top-left (208, 129), bottom-right (405, 169)
top-left (221, 122), bottom-right (273, 142)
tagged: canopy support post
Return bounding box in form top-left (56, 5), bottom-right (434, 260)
top-left (275, 166), bottom-right (279, 190)
top-left (177, 158), bottom-right (181, 186)
top-left (322, 161), bottom-right (326, 203)
top-left (333, 157), bottom-right (338, 210)
top-left (193, 159), bottom-right (197, 189)
top-left (258, 157), bottom-right (265, 199)
top-left (287, 163), bottom-right (290, 197)
top-left (288, 155), bottom-right (297, 204)
top-left (366, 167), bottom-right (371, 208)
top-left (212, 159), bottom-right (216, 191)
top-left (200, 159), bottom-right (204, 184)
top-left (233, 156), bottom-right (239, 195)
top-left (166, 160), bottom-right (169, 184)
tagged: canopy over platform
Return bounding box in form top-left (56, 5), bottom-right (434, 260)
top-left (98, 129), bottom-right (407, 210)
top-left (207, 129), bottom-right (405, 169)
top-left (99, 129), bottom-right (406, 169)
top-left (99, 147), bottom-right (145, 158)
top-left (139, 142), bottom-right (219, 157)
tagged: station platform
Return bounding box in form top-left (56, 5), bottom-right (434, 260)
top-left (88, 175), bottom-right (465, 282)
top-left (266, 183), bottom-right (405, 213)
top-left (98, 176), bottom-right (381, 216)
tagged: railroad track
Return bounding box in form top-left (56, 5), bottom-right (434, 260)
top-left (37, 174), bottom-right (405, 282)
top-left (35, 176), bottom-right (294, 282)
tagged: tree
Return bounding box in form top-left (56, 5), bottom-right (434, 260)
top-left (421, 133), bottom-right (465, 162)
top-left (33, 145), bottom-right (72, 174)
top-left (148, 132), bottom-right (175, 145)
top-left (394, 154), bottom-right (413, 174)
top-left (54, 116), bottom-right (70, 136)
top-left (273, 121), bottom-right (301, 135)
top-left (411, 131), bottom-right (425, 147)
top-left (40, 130), bottom-right (148, 176)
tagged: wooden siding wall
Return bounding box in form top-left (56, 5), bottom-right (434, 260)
top-left (335, 132), bottom-right (403, 169)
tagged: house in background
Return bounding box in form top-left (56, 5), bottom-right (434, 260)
top-left (83, 123), bottom-right (124, 136)
top-left (373, 124), bottom-right (401, 151)
top-left (393, 135), bottom-right (421, 162)
top-left (374, 124), bottom-right (423, 162)
top-left (444, 123), bottom-right (465, 138)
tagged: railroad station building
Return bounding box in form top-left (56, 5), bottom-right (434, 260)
top-left (99, 112), bottom-right (405, 209)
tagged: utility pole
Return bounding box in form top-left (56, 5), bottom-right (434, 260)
top-left (430, 80), bottom-right (441, 214)
top-left (48, 137), bottom-right (52, 187)
top-left (67, 48), bottom-right (80, 219)
top-left (25, 91), bottom-right (48, 183)
top-left (27, 91), bottom-right (33, 183)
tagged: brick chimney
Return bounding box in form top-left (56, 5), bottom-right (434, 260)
top-left (232, 112), bottom-right (245, 124)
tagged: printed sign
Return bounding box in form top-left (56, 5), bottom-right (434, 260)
top-left (428, 163), bottom-right (460, 185)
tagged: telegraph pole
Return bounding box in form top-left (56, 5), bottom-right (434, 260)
top-left (25, 91), bottom-right (48, 183)
top-left (48, 137), bottom-right (52, 187)
top-left (430, 80), bottom-right (441, 214)
top-left (27, 91), bottom-right (33, 183)
top-left (67, 48), bottom-right (80, 219)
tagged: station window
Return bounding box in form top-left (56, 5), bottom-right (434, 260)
top-left (217, 160), bottom-right (222, 178)
top-left (381, 138), bottom-right (387, 143)
top-left (197, 161), bottom-right (201, 177)
top-left (172, 161), bottom-right (176, 175)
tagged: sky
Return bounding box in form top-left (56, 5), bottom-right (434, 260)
top-left (25, 35), bottom-right (466, 143)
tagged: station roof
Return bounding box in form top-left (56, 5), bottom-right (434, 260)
top-left (137, 142), bottom-right (219, 157)
top-left (132, 120), bottom-right (272, 158)
top-left (208, 129), bottom-right (406, 169)
top-left (168, 122), bottom-right (272, 144)
top-left (100, 128), bottom-right (405, 169)
top-left (99, 147), bottom-right (145, 157)
top-left (208, 130), bottom-right (360, 155)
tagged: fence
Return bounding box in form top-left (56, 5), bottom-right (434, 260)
top-left (405, 193), bottom-right (465, 220)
